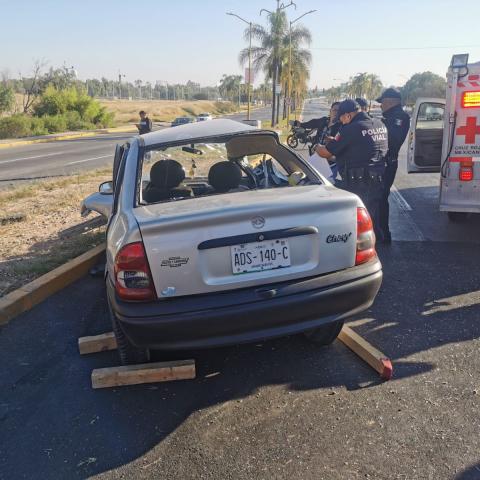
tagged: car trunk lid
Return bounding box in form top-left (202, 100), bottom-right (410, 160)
top-left (134, 185), bottom-right (359, 298)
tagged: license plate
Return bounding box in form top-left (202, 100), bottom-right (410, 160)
top-left (231, 239), bottom-right (291, 274)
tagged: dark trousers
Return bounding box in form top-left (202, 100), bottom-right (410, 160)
top-left (379, 161), bottom-right (398, 237)
top-left (337, 169), bottom-right (384, 241)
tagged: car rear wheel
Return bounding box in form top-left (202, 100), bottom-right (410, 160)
top-left (304, 320), bottom-right (344, 345)
top-left (108, 300), bottom-right (150, 365)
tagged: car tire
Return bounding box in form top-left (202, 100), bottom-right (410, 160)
top-left (304, 320), bottom-right (344, 345)
top-left (447, 211), bottom-right (469, 223)
top-left (108, 300), bottom-right (150, 365)
top-left (287, 135), bottom-right (298, 148)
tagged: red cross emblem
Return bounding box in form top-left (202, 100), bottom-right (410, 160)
top-left (456, 116), bottom-right (480, 144)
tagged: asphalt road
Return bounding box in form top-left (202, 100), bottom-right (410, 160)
top-left (0, 106), bottom-right (274, 186)
top-left (1, 99), bottom-right (480, 480)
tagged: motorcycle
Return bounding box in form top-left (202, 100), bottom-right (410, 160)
top-left (286, 121), bottom-right (317, 155)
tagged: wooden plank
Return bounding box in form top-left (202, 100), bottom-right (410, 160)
top-left (91, 359), bottom-right (196, 389)
top-left (338, 325), bottom-right (393, 380)
top-left (78, 332), bottom-right (117, 355)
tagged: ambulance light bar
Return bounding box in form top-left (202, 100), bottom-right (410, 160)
top-left (451, 54), bottom-right (469, 68)
top-left (462, 91), bottom-right (480, 108)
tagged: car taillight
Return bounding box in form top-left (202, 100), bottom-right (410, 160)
top-left (114, 242), bottom-right (156, 301)
top-left (355, 207), bottom-right (377, 265)
top-left (459, 161), bottom-right (474, 182)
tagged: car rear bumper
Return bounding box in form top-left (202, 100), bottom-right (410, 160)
top-left (108, 259), bottom-right (382, 350)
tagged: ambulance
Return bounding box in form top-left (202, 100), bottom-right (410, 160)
top-left (407, 54), bottom-right (480, 221)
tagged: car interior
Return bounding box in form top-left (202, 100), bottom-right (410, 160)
top-left (139, 133), bottom-right (321, 205)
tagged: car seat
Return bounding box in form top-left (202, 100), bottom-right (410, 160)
top-left (208, 161), bottom-right (246, 193)
top-left (144, 159), bottom-right (193, 203)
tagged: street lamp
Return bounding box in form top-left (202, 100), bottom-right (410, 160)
top-left (287, 9), bottom-right (316, 124)
top-left (227, 12), bottom-right (253, 120)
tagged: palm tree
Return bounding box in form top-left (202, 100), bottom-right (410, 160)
top-left (219, 74), bottom-right (243, 103)
top-left (239, 10), bottom-right (311, 126)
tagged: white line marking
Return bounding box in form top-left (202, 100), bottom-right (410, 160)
top-left (66, 155), bottom-right (111, 165)
top-left (391, 185), bottom-right (412, 211)
top-left (0, 151), bottom-right (70, 164)
top-left (0, 145), bottom-right (114, 165)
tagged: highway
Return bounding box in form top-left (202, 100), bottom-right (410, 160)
top-left (0, 106), bottom-right (275, 185)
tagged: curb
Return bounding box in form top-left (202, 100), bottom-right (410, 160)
top-left (0, 243), bottom-right (106, 326)
top-left (0, 127), bottom-right (137, 150)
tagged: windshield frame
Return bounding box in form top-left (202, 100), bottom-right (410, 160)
top-left (134, 131), bottom-right (322, 208)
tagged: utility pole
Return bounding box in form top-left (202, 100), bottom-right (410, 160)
top-left (118, 71), bottom-right (125, 99)
top-left (287, 9), bottom-right (316, 124)
top-left (226, 12), bottom-right (253, 120)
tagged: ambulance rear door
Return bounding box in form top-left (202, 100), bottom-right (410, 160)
top-left (407, 97), bottom-right (446, 173)
top-left (439, 62), bottom-right (480, 213)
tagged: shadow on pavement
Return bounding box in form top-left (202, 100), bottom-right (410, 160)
top-left (455, 463), bottom-right (480, 479)
top-left (0, 241), bottom-right (479, 478)
top-left (393, 184), bottom-right (480, 243)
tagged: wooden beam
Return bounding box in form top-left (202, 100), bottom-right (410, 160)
top-left (338, 325), bottom-right (393, 380)
top-left (78, 332), bottom-right (117, 355)
top-left (91, 359), bottom-right (196, 389)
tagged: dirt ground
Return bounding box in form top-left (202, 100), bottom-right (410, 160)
top-left (0, 170), bottom-right (109, 296)
top-left (98, 99), bottom-right (238, 124)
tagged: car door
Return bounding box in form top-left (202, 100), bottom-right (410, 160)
top-left (80, 144), bottom-right (126, 219)
top-left (407, 98), bottom-right (446, 173)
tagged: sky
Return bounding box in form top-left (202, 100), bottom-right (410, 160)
top-left (1, 0), bottom-right (480, 89)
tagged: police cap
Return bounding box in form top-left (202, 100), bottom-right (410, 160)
top-left (355, 97), bottom-right (369, 109)
top-left (375, 88), bottom-right (401, 103)
top-left (337, 99), bottom-right (360, 117)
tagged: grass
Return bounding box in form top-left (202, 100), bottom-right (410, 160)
top-left (7, 95), bottom-right (241, 126)
top-left (0, 169), bottom-right (110, 297)
top-left (98, 99), bottom-right (239, 124)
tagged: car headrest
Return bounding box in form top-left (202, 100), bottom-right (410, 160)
top-left (208, 161), bottom-right (242, 193)
top-left (150, 160), bottom-right (185, 189)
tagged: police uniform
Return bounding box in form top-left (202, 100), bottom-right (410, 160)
top-left (377, 91), bottom-right (410, 242)
top-left (325, 101), bottom-right (388, 238)
top-left (300, 117), bottom-right (341, 145)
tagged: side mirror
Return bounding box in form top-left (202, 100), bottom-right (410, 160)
top-left (99, 181), bottom-right (113, 195)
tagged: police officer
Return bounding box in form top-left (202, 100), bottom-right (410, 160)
top-left (315, 99), bottom-right (388, 239)
top-left (355, 97), bottom-right (370, 115)
top-left (296, 101), bottom-right (341, 145)
top-left (376, 88), bottom-right (410, 243)
top-left (136, 110), bottom-right (153, 135)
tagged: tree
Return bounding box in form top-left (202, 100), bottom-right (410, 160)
top-left (21, 60), bottom-right (46, 113)
top-left (400, 72), bottom-right (446, 105)
top-left (324, 73), bottom-right (383, 107)
top-left (219, 74), bottom-right (242, 103)
top-left (238, 8), bottom-right (312, 126)
top-left (0, 85), bottom-right (15, 114)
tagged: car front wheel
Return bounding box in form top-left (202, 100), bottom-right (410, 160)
top-left (304, 320), bottom-right (344, 345)
top-left (108, 299), bottom-right (150, 365)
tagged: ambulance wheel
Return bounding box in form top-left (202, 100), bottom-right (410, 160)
top-left (304, 320), bottom-right (344, 345)
top-left (287, 135), bottom-right (298, 148)
top-left (447, 212), bottom-right (469, 223)
top-left (108, 299), bottom-right (150, 365)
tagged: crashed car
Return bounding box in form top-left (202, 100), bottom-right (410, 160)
top-left (82, 119), bottom-right (382, 365)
